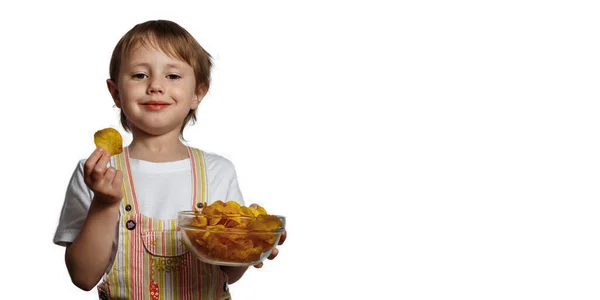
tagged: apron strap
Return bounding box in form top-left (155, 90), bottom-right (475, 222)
top-left (115, 147), bottom-right (138, 214)
top-left (188, 147), bottom-right (207, 212)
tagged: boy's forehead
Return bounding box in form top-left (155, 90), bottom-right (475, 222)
top-left (126, 43), bottom-right (170, 58)
top-left (123, 44), bottom-right (188, 66)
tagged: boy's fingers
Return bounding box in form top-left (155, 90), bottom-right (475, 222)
top-left (112, 170), bottom-right (123, 187)
top-left (84, 147), bottom-right (105, 178)
top-left (254, 262), bottom-right (263, 268)
top-left (278, 231), bottom-right (287, 245)
top-left (267, 248), bottom-right (279, 260)
top-left (112, 170), bottom-right (124, 198)
top-left (98, 150), bottom-right (111, 168)
top-left (105, 168), bottom-right (117, 183)
top-left (92, 151), bottom-right (111, 180)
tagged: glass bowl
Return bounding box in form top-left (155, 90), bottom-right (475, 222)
top-left (177, 211), bottom-right (286, 267)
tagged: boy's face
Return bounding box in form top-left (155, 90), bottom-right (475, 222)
top-left (107, 44), bottom-right (205, 136)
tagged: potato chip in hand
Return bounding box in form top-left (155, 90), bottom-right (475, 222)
top-left (94, 128), bottom-right (123, 155)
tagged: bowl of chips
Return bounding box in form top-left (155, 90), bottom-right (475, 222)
top-left (178, 200), bottom-right (286, 267)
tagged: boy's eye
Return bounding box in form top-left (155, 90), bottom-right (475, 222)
top-left (132, 73), bottom-right (147, 79)
top-left (167, 74), bottom-right (181, 80)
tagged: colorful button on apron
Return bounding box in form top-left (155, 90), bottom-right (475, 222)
top-left (126, 220), bottom-right (136, 230)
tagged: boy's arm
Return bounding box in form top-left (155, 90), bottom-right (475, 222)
top-left (63, 148), bottom-right (123, 291)
top-left (220, 266), bottom-right (249, 284)
top-left (65, 198), bottom-right (120, 291)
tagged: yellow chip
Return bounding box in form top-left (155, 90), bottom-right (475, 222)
top-left (191, 216), bottom-right (208, 228)
top-left (204, 200), bottom-right (226, 215)
top-left (223, 201), bottom-right (241, 215)
top-left (94, 128), bottom-right (123, 155)
top-left (249, 215), bottom-right (283, 231)
top-left (249, 205), bottom-right (267, 217)
top-left (240, 206), bottom-right (253, 217)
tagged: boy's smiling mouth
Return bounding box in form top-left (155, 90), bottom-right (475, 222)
top-left (141, 100), bottom-right (171, 110)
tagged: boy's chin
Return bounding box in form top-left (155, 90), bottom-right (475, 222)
top-left (131, 123), bottom-right (182, 137)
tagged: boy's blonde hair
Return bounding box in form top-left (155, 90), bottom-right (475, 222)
top-left (109, 20), bottom-right (213, 137)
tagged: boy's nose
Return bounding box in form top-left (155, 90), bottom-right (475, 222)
top-left (147, 80), bottom-right (164, 94)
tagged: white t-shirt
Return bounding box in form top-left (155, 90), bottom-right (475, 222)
top-left (53, 150), bottom-right (245, 248)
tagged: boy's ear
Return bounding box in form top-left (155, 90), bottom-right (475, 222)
top-left (192, 84), bottom-right (208, 110)
top-left (107, 79), bottom-right (121, 108)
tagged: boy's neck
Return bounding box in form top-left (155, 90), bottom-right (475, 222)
top-left (127, 130), bottom-right (190, 163)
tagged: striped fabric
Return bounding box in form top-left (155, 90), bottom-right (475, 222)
top-left (96, 147), bottom-right (231, 300)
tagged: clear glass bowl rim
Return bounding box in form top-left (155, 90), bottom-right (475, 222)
top-left (177, 210), bottom-right (286, 233)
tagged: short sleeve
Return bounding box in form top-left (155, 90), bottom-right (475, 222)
top-left (53, 159), bottom-right (94, 246)
top-left (225, 167), bottom-right (245, 206)
top-left (204, 152), bottom-right (245, 206)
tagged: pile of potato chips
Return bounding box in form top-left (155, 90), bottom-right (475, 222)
top-left (186, 200), bottom-right (283, 263)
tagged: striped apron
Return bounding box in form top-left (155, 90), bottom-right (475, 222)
top-left (97, 147), bottom-right (231, 300)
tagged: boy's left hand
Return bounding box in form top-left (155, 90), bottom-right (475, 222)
top-left (254, 229), bottom-right (286, 268)
top-left (248, 203), bottom-right (286, 268)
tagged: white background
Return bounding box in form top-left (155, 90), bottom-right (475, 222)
top-left (1, 0), bottom-right (599, 299)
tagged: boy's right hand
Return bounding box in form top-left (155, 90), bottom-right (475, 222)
top-left (84, 147), bottom-right (123, 204)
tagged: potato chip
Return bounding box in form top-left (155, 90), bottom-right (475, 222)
top-left (203, 200), bottom-right (226, 215)
top-left (187, 200), bottom-right (283, 263)
top-left (249, 205), bottom-right (267, 217)
top-left (190, 215), bottom-right (207, 227)
top-left (239, 206), bottom-right (253, 217)
top-left (94, 128), bottom-right (123, 155)
top-left (223, 201), bottom-right (241, 215)
top-left (249, 215), bottom-right (282, 231)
